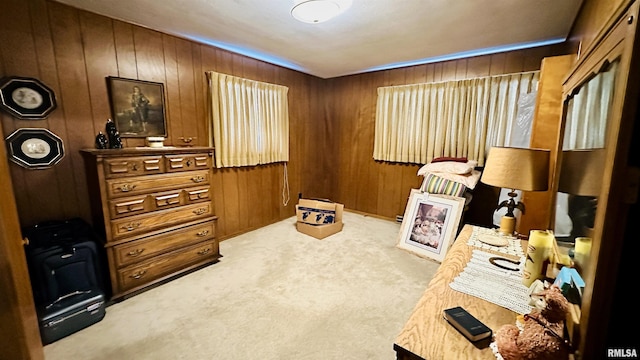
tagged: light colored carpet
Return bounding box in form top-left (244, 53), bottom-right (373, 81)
top-left (43, 211), bottom-right (440, 360)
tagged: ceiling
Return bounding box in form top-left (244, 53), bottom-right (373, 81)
top-left (52, 0), bottom-right (584, 79)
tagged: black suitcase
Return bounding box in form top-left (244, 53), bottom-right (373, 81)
top-left (26, 241), bottom-right (103, 307)
top-left (23, 218), bottom-right (109, 343)
top-left (38, 288), bottom-right (106, 344)
top-left (23, 218), bottom-right (108, 306)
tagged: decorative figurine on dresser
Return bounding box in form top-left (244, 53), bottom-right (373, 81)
top-left (105, 118), bottom-right (123, 149)
top-left (95, 132), bottom-right (108, 149)
top-left (80, 146), bottom-right (220, 300)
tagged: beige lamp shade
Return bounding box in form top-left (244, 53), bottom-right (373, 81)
top-left (558, 148), bottom-right (606, 196)
top-left (481, 147), bottom-right (550, 191)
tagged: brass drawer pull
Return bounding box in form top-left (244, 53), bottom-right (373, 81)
top-left (196, 230), bottom-right (210, 237)
top-left (122, 222), bottom-right (141, 231)
top-left (129, 270), bottom-right (147, 279)
top-left (126, 248), bottom-right (145, 257)
top-left (193, 208), bottom-right (207, 215)
top-left (198, 248), bottom-right (211, 255)
top-left (191, 176), bottom-right (205, 183)
top-left (180, 137), bottom-right (194, 143)
top-left (119, 184), bottom-right (137, 192)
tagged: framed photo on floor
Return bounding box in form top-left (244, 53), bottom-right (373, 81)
top-left (396, 189), bottom-right (465, 262)
top-left (106, 77), bottom-right (167, 138)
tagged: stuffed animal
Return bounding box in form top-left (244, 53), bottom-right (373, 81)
top-left (494, 284), bottom-right (571, 360)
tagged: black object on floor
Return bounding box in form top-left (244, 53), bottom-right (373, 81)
top-left (23, 218), bottom-right (108, 343)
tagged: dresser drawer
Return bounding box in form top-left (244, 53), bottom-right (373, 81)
top-left (184, 186), bottom-right (211, 204)
top-left (117, 239), bottom-right (218, 292)
top-left (109, 187), bottom-right (211, 219)
top-left (151, 188), bottom-right (183, 211)
top-left (110, 202), bottom-right (213, 239)
top-left (164, 153), bottom-right (211, 172)
top-left (104, 156), bottom-right (164, 178)
top-left (113, 221), bottom-right (215, 267)
top-left (109, 194), bottom-right (150, 219)
top-left (106, 170), bottom-right (210, 198)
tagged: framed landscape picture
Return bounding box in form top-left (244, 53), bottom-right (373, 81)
top-left (396, 189), bottom-right (465, 262)
top-left (107, 77), bottom-right (167, 138)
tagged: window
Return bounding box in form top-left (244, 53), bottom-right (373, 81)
top-left (206, 72), bottom-right (289, 168)
top-left (373, 71), bottom-right (539, 165)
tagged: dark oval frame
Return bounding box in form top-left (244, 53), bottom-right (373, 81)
top-left (0, 77), bottom-right (57, 120)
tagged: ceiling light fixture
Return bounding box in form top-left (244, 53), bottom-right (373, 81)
top-left (291, 0), bottom-right (343, 24)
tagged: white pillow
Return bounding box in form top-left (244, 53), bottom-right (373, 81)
top-left (417, 160), bottom-right (477, 176)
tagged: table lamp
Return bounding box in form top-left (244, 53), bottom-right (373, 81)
top-left (480, 147), bottom-right (550, 235)
top-left (558, 148), bottom-right (605, 240)
top-left (558, 148), bottom-right (606, 196)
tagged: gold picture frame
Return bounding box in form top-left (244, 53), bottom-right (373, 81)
top-left (107, 77), bottom-right (167, 138)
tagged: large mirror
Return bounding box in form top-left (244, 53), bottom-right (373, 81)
top-left (553, 60), bottom-right (619, 244)
top-left (550, 2), bottom-right (639, 357)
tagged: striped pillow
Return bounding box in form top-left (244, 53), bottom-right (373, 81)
top-left (420, 173), bottom-right (467, 197)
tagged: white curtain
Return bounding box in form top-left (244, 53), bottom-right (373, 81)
top-left (555, 61), bottom-right (618, 236)
top-left (206, 71), bottom-right (289, 168)
top-left (562, 61), bottom-right (617, 151)
top-left (374, 71), bottom-right (539, 166)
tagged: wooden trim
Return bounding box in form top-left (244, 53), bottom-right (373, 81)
top-left (556, 1), bottom-right (640, 357)
top-left (563, 0), bottom-right (634, 90)
top-left (0, 125), bottom-right (44, 359)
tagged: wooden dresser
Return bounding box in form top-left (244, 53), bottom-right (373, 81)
top-left (81, 147), bottom-right (220, 300)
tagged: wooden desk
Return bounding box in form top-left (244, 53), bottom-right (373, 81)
top-left (394, 224), bottom-right (522, 360)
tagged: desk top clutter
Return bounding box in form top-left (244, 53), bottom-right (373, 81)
top-left (394, 225), bottom-right (521, 360)
top-left (395, 223), bottom-right (579, 360)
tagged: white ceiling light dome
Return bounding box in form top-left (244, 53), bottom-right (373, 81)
top-left (291, 0), bottom-right (352, 24)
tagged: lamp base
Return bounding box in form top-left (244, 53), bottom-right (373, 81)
top-left (499, 216), bottom-right (516, 235)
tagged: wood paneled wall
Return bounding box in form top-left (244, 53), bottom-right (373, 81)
top-left (0, 0), bottom-right (328, 240)
top-left (325, 44), bottom-right (569, 222)
top-left (568, 0), bottom-right (628, 53)
top-left (1, 0), bottom-right (572, 242)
